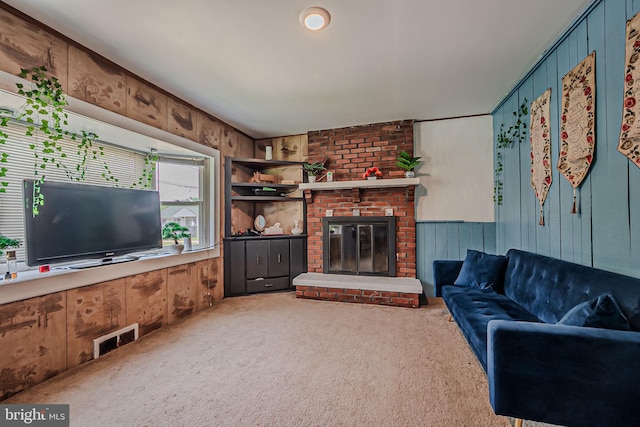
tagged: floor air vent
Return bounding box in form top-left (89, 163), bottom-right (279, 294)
top-left (93, 323), bottom-right (139, 359)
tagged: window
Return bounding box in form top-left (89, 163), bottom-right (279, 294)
top-left (156, 158), bottom-right (208, 249)
top-left (0, 107), bottom-right (218, 269)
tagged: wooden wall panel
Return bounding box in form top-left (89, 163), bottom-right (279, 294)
top-left (66, 279), bottom-right (126, 368)
top-left (167, 97), bottom-right (196, 140)
top-left (231, 200), bottom-right (254, 235)
top-left (0, 8), bottom-right (68, 90)
top-left (67, 45), bottom-right (127, 115)
top-left (167, 263), bottom-right (197, 324)
top-left (0, 292), bottom-right (66, 400)
top-left (125, 269), bottom-right (168, 336)
top-left (416, 222), bottom-right (496, 296)
top-left (196, 112), bottom-right (222, 150)
top-left (196, 258), bottom-right (222, 310)
top-left (228, 130), bottom-right (253, 159)
top-left (278, 201), bottom-right (303, 235)
top-left (126, 76), bottom-right (168, 130)
top-left (275, 135), bottom-right (303, 161)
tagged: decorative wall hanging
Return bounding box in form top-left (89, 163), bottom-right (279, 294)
top-left (558, 51), bottom-right (595, 214)
top-left (619, 11), bottom-right (640, 167)
top-left (530, 88), bottom-right (552, 225)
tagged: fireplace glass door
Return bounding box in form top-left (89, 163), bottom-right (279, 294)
top-left (326, 220), bottom-right (393, 276)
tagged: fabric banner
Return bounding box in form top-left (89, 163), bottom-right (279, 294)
top-left (558, 51), bottom-right (595, 214)
top-left (619, 11), bottom-right (640, 167)
top-left (530, 88), bottom-right (552, 225)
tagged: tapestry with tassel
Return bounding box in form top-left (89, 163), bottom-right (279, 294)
top-left (619, 11), bottom-right (640, 167)
top-left (530, 88), bottom-right (552, 225)
top-left (558, 51), bottom-right (595, 214)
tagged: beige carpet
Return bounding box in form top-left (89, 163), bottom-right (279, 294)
top-left (6, 292), bottom-right (513, 427)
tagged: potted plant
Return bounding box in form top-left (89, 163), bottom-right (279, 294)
top-left (0, 234), bottom-right (20, 257)
top-left (396, 151), bottom-right (422, 178)
top-left (162, 222), bottom-right (191, 254)
top-left (302, 160), bottom-right (327, 183)
top-left (363, 166), bottom-right (383, 180)
top-left (0, 234), bottom-right (20, 279)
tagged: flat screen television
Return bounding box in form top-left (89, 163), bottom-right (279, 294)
top-left (23, 179), bottom-right (162, 267)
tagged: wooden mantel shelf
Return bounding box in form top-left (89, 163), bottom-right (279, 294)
top-left (298, 177), bottom-right (420, 191)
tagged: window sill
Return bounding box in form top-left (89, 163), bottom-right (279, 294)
top-left (0, 248), bottom-right (219, 305)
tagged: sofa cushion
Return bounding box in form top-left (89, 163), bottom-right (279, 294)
top-left (442, 285), bottom-right (541, 371)
top-left (557, 294), bottom-right (631, 331)
top-left (454, 249), bottom-right (508, 291)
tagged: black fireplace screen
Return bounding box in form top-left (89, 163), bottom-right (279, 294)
top-left (323, 216), bottom-right (396, 276)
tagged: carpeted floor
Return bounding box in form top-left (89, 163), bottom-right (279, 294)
top-left (6, 292), bottom-right (516, 426)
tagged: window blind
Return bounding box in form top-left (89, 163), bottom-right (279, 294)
top-left (0, 120), bottom-right (148, 262)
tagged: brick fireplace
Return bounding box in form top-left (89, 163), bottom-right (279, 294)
top-left (305, 120), bottom-right (417, 278)
top-left (294, 120), bottom-right (420, 308)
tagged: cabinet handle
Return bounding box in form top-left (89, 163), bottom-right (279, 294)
top-left (256, 254), bottom-right (260, 265)
top-left (278, 253), bottom-right (281, 263)
top-left (265, 283), bottom-right (274, 288)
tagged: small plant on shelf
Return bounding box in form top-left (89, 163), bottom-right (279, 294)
top-left (396, 151), bottom-right (421, 177)
top-left (302, 159), bottom-right (327, 182)
top-left (162, 222), bottom-right (190, 245)
top-left (302, 161), bottom-right (327, 176)
top-left (0, 234), bottom-right (20, 257)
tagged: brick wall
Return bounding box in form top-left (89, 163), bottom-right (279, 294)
top-left (306, 120), bottom-right (416, 277)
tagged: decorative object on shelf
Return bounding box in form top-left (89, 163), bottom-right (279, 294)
top-left (530, 88), bottom-right (552, 226)
top-left (495, 98), bottom-right (529, 206)
top-left (265, 146), bottom-right (273, 160)
top-left (249, 171), bottom-right (276, 183)
top-left (291, 220), bottom-right (303, 235)
top-left (254, 214), bottom-right (266, 232)
top-left (0, 234), bottom-right (20, 280)
top-left (183, 236), bottom-right (192, 251)
top-left (162, 222), bottom-right (190, 254)
top-left (558, 51), bottom-right (595, 214)
top-left (396, 151), bottom-right (422, 178)
top-left (363, 166), bottom-right (383, 179)
top-left (326, 171), bottom-right (333, 182)
top-left (264, 222), bottom-right (283, 235)
top-left (619, 11), bottom-right (640, 168)
top-left (303, 159), bottom-right (327, 183)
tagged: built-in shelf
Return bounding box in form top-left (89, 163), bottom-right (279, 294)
top-left (298, 177), bottom-right (420, 191)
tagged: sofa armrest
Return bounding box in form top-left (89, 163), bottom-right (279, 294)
top-left (487, 319), bottom-right (640, 426)
top-left (432, 260), bottom-right (463, 297)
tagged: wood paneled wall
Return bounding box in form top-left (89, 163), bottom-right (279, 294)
top-left (0, 258), bottom-right (222, 400)
top-left (416, 222), bottom-right (496, 296)
top-left (493, 0), bottom-right (640, 278)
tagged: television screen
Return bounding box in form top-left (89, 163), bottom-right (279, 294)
top-left (23, 179), bottom-right (162, 267)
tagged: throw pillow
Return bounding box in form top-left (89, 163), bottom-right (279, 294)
top-left (558, 294), bottom-right (631, 331)
top-left (453, 249), bottom-right (508, 291)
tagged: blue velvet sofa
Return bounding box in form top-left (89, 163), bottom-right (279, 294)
top-left (434, 248), bottom-right (640, 427)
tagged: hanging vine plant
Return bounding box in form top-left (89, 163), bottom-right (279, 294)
top-left (0, 65), bottom-right (160, 215)
top-left (494, 98), bottom-right (528, 205)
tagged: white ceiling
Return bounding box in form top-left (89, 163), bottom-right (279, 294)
top-left (3, 0), bottom-right (592, 139)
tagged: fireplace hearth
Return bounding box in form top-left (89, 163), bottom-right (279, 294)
top-left (322, 216), bottom-right (396, 277)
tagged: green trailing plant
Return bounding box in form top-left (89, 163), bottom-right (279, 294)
top-left (0, 65), bottom-right (161, 215)
top-left (131, 151), bottom-right (159, 189)
top-left (0, 234), bottom-right (21, 257)
top-left (494, 98), bottom-right (528, 205)
top-left (396, 151), bottom-right (421, 171)
top-left (16, 66), bottom-right (70, 215)
top-left (162, 222), bottom-right (190, 245)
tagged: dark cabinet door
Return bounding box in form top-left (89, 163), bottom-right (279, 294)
top-left (246, 240), bottom-right (269, 279)
top-left (227, 240), bottom-right (246, 295)
top-left (289, 238), bottom-right (307, 280)
top-left (269, 239), bottom-right (290, 278)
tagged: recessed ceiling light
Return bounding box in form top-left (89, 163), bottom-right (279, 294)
top-left (300, 7), bottom-right (331, 31)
